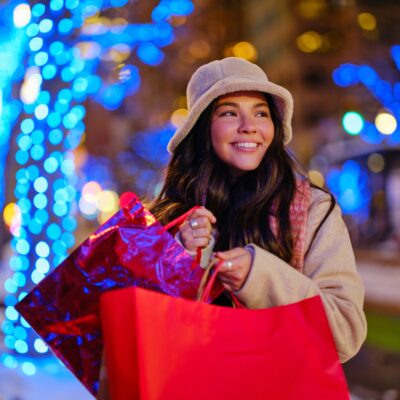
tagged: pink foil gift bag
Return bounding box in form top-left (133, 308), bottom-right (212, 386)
top-left (15, 194), bottom-right (212, 396)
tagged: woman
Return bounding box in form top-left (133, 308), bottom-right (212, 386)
top-left (150, 57), bottom-right (367, 363)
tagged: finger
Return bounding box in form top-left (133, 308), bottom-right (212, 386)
top-left (187, 216), bottom-right (212, 232)
top-left (179, 220), bottom-right (208, 238)
top-left (220, 282), bottom-right (233, 292)
top-left (179, 230), bottom-right (193, 246)
top-left (218, 252), bottom-right (252, 274)
top-left (178, 223), bottom-right (194, 239)
top-left (179, 230), bottom-right (210, 251)
top-left (221, 259), bottom-right (236, 273)
top-left (191, 228), bottom-right (211, 239)
top-left (181, 239), bottom-right (210, 252)
top-left (214, 256), bottom-right (239, 275)
top-left (217, 274), bottom-right (234, 288)
top-left (190, 207), bottom-right (217, 224)
top-left (196, 207), bottom-right (217, 224)
top-left (190, 237), bottom-right (211, 249)
top-left (218, 272), bottom-right (244, 292)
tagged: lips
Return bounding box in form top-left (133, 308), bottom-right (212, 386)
top-left (232, 142), bottom-right (261, 149)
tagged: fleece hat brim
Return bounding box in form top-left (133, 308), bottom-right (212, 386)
top-left (167, 57), bottom-right (294, 154)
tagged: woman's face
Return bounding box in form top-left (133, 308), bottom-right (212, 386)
top-left (210, 91), bottom-right (275, 177)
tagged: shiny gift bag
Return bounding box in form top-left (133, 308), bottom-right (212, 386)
top-left (15, 194), bottom-right (208, 396)
top-left (100, 267), bottom-right (350, 400)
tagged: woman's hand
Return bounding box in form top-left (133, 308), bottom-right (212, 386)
top-left (214, 247), bottom-right (253, 292)
top-left (179, 207), bottom-right (217, 252)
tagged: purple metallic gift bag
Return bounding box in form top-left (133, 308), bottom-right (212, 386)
top-left (15, 193), bottom-right (210, 396)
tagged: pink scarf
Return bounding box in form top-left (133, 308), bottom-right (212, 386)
top-left (269, 178), bottom-right (311, 272)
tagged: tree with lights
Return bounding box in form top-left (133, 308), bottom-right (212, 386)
top-left (0, 0), bottom-right (195, 375)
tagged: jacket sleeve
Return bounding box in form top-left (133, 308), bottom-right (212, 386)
top-left (235, 190), bottom-right (367, 363)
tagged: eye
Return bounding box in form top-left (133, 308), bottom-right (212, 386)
top-left (256, 111), bottom-right (270, 117)
top-left (219, 110), bottom-right (237, 117)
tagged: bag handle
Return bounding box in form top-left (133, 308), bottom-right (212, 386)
top-left (196, 260), bottom-right (244, 308)
top-left (164, 206), bottom-right (202, 231)
top-left (196, 258), bottom-right (220, 302)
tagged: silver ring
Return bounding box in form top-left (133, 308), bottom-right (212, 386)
top-left (226, 261), bottom-right (233, 270)
top-left (189, 219), bottom-right (199, 229)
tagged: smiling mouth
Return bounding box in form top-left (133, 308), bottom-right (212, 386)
top-left (231, 142), bottom-right (262, 149)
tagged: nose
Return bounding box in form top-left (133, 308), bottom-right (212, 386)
top-left (238, 114), bottom-right (257, 134)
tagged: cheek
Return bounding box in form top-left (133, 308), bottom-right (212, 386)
top-left (210, 123), bottom-right (227, 149)
top-left (261, 121), bottom-right (275, 141)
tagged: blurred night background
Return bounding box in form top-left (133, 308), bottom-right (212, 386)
top-left (0, 0), bottom-right (399, 399)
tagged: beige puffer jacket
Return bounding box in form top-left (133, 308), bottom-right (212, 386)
top-left (236, 188), bottom-right (367, 362)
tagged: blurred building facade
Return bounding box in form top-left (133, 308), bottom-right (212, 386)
top-left (240, 0), bottom-right (400, 252)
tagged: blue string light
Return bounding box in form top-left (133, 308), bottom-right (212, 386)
top-left (330, 45), bottom-right (399, 216)
top-left (332, 45), bottom-right (400, 145)
top-left (326, 160), bottom-right (371, 217)
top-left (0, 4), bottom-right (27, 211)
top-left (2, 0), bottom-right (195, 376)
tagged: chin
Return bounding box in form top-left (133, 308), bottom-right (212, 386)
top-left (228, 164), bottom-right (260, 177)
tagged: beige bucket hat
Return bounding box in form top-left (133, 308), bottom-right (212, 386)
top-left (167, 57), bottom-right (294, 154)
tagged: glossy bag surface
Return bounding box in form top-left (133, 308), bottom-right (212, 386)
top-left (101, 286), bottom-right (350, 400)
top-left (15, 194), bottom-right (206, 395)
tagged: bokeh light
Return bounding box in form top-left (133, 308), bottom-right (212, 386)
top-left (357, 13), bottom-right (377, 31)
top-left (170, 108), bottom-right (188, 128)
top-left (296, 31), bottom-right (322, 53)
top-left (82, 181), bottom-right (102, 203)
top-left (188, 40), bottom-right (210, 59)
top-left (13, 4), bottom-right (31, 28)
top-left (367, 153), bottom-right (385, 173)
top-left (137, 43), bottom-right (164, 66)
top-left (231, 41), bottom-right (257, 62)
top-left (3, 203), bottom-right (21, 228)
top-left (97, 190), bottom-right (119, 213)
top-left (326, 160), bottom-right (370, 215)
top-left (342, 111), bottom-right (364, 135)
top-left (296, 0), bottom-right (327, 19)
top-left (375, 111), bottom-right (397, 135)
top-left (20, 67), bottom-right (42, 104)
top-left (78, 197), bottom-right (97, 217)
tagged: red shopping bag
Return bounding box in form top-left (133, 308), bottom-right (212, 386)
top-left (100, 269), bottom-right (350, 400)
top-left (15, 194), bottom-right (218, 396)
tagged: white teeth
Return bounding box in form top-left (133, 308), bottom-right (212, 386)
top-left (233, 142), bottom-right (258, 148)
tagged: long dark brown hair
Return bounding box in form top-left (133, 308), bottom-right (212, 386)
top-left (150, 93), bottom-right (334, 263)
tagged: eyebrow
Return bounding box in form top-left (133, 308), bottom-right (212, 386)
top-left (214, 101), bottom-right (269, 110)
